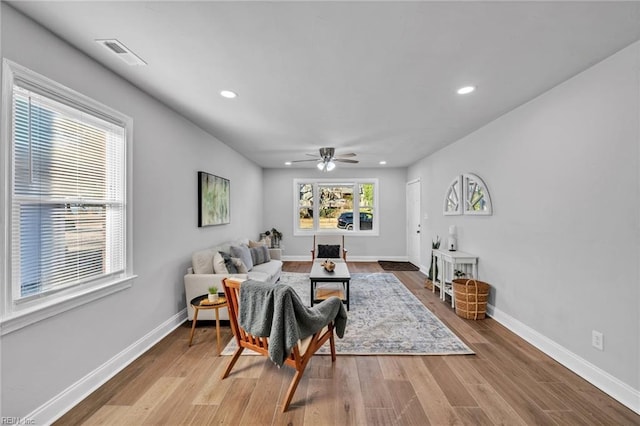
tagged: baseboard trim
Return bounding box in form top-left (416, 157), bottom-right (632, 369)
top-left (486, 304), bottom-right (640, 415)
top-left (28, 309), bottom-right (188, 425)
top-left (282, 255), bottom-right (409, 262)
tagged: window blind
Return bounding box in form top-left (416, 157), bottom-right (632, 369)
top-left (11, 84), bottom-right (126, 300)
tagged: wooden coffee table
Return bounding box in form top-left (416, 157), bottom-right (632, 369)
top-left (310, 259), bottom-right (351, 310)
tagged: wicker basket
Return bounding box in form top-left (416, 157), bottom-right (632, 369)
top-left (452, 279), bottom-right (490, 320)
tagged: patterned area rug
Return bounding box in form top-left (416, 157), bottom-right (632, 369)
top-left (221, 272), bottom-right (473, 356)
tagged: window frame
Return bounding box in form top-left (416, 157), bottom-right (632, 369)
top-left (0, 59), bottom-right (135, 335)
top-left (293, 178), bottom-right (379, 236)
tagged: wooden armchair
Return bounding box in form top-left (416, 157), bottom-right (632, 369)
top-left (311, 234), bottom-right (347, 261)
top-left (221, 277), bottom-right (338, 412)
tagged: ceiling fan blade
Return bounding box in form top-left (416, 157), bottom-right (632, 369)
top-left (334, 153), bottom-right (356, 158)
top-left (290, 159), bottom-right (320, 163)
top-left (334, 158), bottom-right (359, 163)
top-left (305, 153), bottom-right (318, 157)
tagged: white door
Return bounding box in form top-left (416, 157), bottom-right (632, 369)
top-left (407, 179), bottom-right (421, 267)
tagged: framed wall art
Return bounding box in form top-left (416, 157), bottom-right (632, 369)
top-left (198, 171), bottom-right (230, 226)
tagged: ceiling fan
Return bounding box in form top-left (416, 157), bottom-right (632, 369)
top-left (291, 147), bottom-right (359, 172)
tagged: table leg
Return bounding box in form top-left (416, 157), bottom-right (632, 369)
top-left (188, 307), bottom-right (199, 347)
top-left (431, 254), bottom-right (437, 294)
top-left (215, 307), bottom-right (221, 356)
top-left (310, 279), bottom-right (315, 307)
top-left (345, 280), bottom-right (350, 311)
top-left (439, 256), bottom-right (446, 301)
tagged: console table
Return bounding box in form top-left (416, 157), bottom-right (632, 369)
top-left (431, 249), bottom-right (478, 308)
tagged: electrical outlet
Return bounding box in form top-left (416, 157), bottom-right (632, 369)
top-left (592, 330), bottom-right (604, 351)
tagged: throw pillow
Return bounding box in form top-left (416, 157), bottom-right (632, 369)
top-left (318, 244), bottom-right (341, 258)
top-left (219, 251), bottom-right (238, 274)
top-left (249, 245), bottom-right (271, 265)
top-left (192, 249), bottom-right (215, 274)
top-left (212, 251), bottom-right (228, 274)
top-left (248, 239), bottom-right (267, 248)
top-left (230, 244), bottom-right (254, 271)
top-left (232, 257), bottom-right (248, 273)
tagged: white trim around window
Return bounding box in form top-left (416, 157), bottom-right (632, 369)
top-left (293, 178), bottom-right (379, 236)
top-left (0, 60), bottom-right (136, 335)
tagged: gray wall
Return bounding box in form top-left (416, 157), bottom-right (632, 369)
top-left (1, 4), bottom-right (263, 418)
top-left (409, 41), bottom-right (640, 398)
top-left (262, 167), bottom-right (408, 260)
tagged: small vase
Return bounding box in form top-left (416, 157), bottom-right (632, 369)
top-left (208, 294), bottom-right (218, 302)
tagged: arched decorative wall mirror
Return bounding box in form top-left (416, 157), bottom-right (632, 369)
top-left (463, 173), bottom-right (492, 215)
top-left (443, 176), bottom-right (461, 215)
top-left (443, 173), bottom-right (492, 216)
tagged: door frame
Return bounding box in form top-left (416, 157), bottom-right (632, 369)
top-left (406, 179), bottom-right (421, 267)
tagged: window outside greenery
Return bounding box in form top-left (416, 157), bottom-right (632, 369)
top-left (295, 179), bottom-right (378, 234)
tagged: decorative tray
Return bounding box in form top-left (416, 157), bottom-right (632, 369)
top-left (200, 297), bottom-right (226, 306)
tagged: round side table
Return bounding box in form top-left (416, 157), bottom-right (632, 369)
top-left (189, 294), bottom-right (228, 355)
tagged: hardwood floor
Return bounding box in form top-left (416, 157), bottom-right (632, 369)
top-left (55, 262), bottom-right (639, 425)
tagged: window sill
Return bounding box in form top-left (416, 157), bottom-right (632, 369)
top-left (0, 275), bottom-right (136, 336)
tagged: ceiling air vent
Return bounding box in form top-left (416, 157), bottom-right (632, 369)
top-left (95, 39), bottom-right (147, 66)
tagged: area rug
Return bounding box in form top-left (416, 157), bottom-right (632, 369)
top-left (377, 260), bottom-right (420, 271)
top-left (221, 272), bottom-right (473, 356)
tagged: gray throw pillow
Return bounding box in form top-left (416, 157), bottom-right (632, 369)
top-left (230, 244), bottom-right (254, 271)
top-left (249, 245), bottom-right (271, 265)
top-left (219, 251), bottom-right (238, 274)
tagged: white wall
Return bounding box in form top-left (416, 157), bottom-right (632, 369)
top-left (262, 167), bottom-right (408, 260)
top-left (409, 41), bottom-right (640, 408)
top-left (0, 4), bottom-right (263, 420)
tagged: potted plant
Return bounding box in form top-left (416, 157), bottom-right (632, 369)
top-left (264, 228), bottom-right (283, 248)
top-left (208, 286), bottom-right (218, 302)
top-left (454, 269), bottom-right (467, 279)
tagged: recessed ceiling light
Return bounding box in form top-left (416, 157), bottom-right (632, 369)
top-left (220, 90), bottom-right (237, 99)
top-left (379, 161), bottom-right (387, 165)
top-left (284, 161), bottom-right (292, 166)
top-left (457, 86), bottom-right (476, 95)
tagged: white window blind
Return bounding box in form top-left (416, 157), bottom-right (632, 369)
top-left (10, 79), bottom-right (126, 301)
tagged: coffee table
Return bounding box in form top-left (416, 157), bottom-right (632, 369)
top-left (309, 259), bottom-right (351, 310)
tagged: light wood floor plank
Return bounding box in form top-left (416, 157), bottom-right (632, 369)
top-left (53, 262), bottom-right (640, 426)
top-left (403, 356), bottom-right (463, 425)
top-left (422, 356), bottom-right (478, 407)
top-left (466, 383), bottom-right (528, 426)
top-left (386, 379), bottom-right (430, 425)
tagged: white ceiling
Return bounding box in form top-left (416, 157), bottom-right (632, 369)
top-left (8, 1), bottom-right (640, 169)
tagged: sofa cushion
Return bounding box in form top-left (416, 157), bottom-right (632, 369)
top-left (232, 257), bottom-right (248, 273)
top-left (213, 251), bottom-right (230, 273)
top-left (247, 270), bottom-right (271, 282)
top-left (250, 245), bottom-right (271, 265)
top-left (230, 244), bottom-right (254, 271)
top-left (221, 251), bottom-right (239, 273)
top-left (318, 244), bottom-right (341, 258)
top-left (251, 258), bottom-right (283, 282)
top-left (192, 249), bottom-right (216, 274)
top-left (249, 239), bottom-right (267, 248)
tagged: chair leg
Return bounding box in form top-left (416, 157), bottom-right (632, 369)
top-left (221, 347), bottom-right (244, 379)
top-left (329, 330), bottom-right (336, 362)
top-left (282, 370), bottom-right (304, 412)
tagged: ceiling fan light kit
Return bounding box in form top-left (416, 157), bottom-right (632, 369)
top-left (317, 160), bottom-right (336, 172)
top-left (292, 147), bottom-right (359, 172)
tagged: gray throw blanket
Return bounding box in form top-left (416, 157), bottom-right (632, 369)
top-left (238, 280), bottom-right (347, 367)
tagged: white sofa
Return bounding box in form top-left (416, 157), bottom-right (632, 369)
top-left (184, 238), bottom-right (282, 321)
